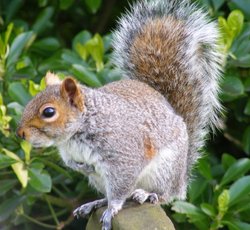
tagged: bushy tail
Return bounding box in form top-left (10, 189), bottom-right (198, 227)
top-left (112, 0), bottom-right (223, 171)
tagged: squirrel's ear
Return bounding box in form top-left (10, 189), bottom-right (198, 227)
top-left (45, 72), bottom-right (61, 86)
top-left (61, 77), bottom-right (84, 111)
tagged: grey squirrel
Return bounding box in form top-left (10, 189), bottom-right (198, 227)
top-left (17, 0), bottom-right (223, 229)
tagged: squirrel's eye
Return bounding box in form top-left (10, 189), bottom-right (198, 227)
top-left (42, 107), bottom-right (55, 118)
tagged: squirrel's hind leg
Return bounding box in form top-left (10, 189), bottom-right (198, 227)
top-left (73, 198), bottom-right (107, 218)
top-left (131, 188), bottom-right (159, 204)
top-left (100, 199), bottom-right (124, 230)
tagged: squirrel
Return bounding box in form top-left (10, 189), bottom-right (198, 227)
top-left (17, 0), bottom-right (223, 229)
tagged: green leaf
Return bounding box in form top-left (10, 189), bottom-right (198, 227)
top-left (32, 7), bottom-right (54, 35)
top-left (232, 24), bottom-right (250, 56)
top-left (72, 30), bottom-right (92, 54)
top-left (39, 158), bottom-right (72, 179)
top-left (224, 220), bottom-right (250, 230)
top-left (38, 52), bottom-right (70, 73)
top-left (0, 196), bottom-right (25, 222)
top-left (222, 76), bottom-right (244, 95)
top-left (200, 203), bottom-right (216, 217)
top-left (85, 0), bottom-right (102, 14)
top-left (4, 23), bottom-right (14, 45)
top-left (198, 157), bottom-right (212, 180)
top-left (71, 64), bottom-right (102, 87)
top-left (8, 82), bottom-right (32, 106)
top-left (220, 158), bottom-right (250, 186)
top-left (222, 153), bottom-right (236, 170)
top-left (233, 221), bottom-right (250, 230)
top-left (229, 176), bottom-right (250, 206)
top-left (218, 16), bottom-right (229, 37)
top-left (32, 37), bottom-right (60, 53)
top-left (172, 201), bottom-right (210, 229)
top-left (171, 213), bottom-right (186, 223)
top-left (97, 68), bottom-right (122, 84)
top-left (5, 0), bottom-right (23, 23)
top-left (0, 37), bottom-right (5, 59)
top-left (75, 43), bottom-right (88, 60)
top-left (20, 141), bottom-right (32, 163)
top-left (29, 80), bottom-right (40, 96)
top-left (172, 201), bottom-right (207, 220)
top-left (234, 54), bottom-right (250, 68)
top-left (85, 34), bottom-right (104, 71)
top-left (230, 0), bottom-right (250, 20)
top-left (0, 154), bottom-right (17, 169)
top-left (0, 179), bottom-right (17, 196)
top-left (7, 102), bottom-right (24, 116)
top-left (211, 0), bottom-right (225, 11)
top-left (3, 148), bottom-right (29, 188)
top-left (60, 0), bottom-right (74, 10)
top-left (218, 10), bottom-right (244, 54)
top-left (6, 31), bottom-right (34, 69)
top-left (189, 177), bottom-right (209, 202)
top-left (28, 168), bottom-right (52, 193)
top-left (103, 34), bottom-right (112, 52)
top-left (244, 77), bottom-right (250, 92)
top-left (31, 162), bottom-right (45, 170)
top-left (242, 126), bottom-right (250, 155)
top-left (16, 56), bottom-right (32, 70)
top-left (233, 197), bottom-right (250, 213)
top-left (61, 49), bottom-right (87, 66)
top-left (38, 0), bottom-right (48, 7)
top-left (29, 78), bottom-right (46, 96)
top-left (227, 10), bottom-right (244, 39)
top-left (218, 17), bottom-right (232, 52)
top-left (0, 94), bottom-right (3, 105)
top-left (221, 76), bottom-right (244, 101)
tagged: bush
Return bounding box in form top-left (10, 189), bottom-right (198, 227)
top-left (0, 0), bottom-right (250, 229)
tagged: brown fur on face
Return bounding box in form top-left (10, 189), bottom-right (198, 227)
top-left (17, 75), bottom-right (85, 147)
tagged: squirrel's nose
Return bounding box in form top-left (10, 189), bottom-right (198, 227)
top-left (16, 127), bottom-right (26, 140)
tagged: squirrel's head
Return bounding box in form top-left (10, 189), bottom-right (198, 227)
top-left (16, 72), bottom-right (85, 148)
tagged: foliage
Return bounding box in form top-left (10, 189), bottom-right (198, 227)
top-left (171, 155), bottom-right (250, 230)
top-left (0, 0), bottom-right (250, 229)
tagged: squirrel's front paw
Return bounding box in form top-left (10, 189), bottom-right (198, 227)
top-left (67, 160), bottom-right (95, 175)
top-left (73, 198), bottom-right (107, 219)
top-left (76, 162), bottom-right (95, 174)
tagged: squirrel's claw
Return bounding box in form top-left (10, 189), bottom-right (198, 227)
top-left (100, 200), bottom-right (124, 230)
top-left (73, 203), bottom-right (93, 218)
top-left (148, 193), bottom-right (159, 204)
top-left (131, 189), bottom-right (159, 204)
top-left (100, 208), bottom-right (114, 230)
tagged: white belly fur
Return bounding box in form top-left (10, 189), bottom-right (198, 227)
top-left (58, 140), bottom-right (105, 190)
